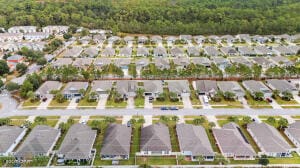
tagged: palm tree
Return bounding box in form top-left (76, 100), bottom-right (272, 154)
top-left (136, 88), bottom-right (145, 98)
top-left (196, 155), bottom-right (204, 165)
top-left (34, 116), bottom-right (47, 124)
top-left (177, 154), bottom-right (185, 164)
top-left (171, 116), bottom-right (179, 122)
top-left (253, 91), bottom-right (264, 101)
top-left (193, 117), bottom-right (205, 125)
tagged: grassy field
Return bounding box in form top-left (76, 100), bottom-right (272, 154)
top-left (273, 96), bottom-right (299, 105)
top-left (244, 92), bottom-right (272, 108)
top-left (210, 98), bottom-right (243, 108)
top-left (153, 88), bottom-right (183, 107)
top-left (106, 99), bottom-right (127, 108)
top-left (22, 100), bottom-right (41, 108)
top-left (134, 97), bottom-right (145, 108)
top-left (48, 99), bottom-right (70, 109)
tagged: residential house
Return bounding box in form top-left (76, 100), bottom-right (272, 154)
top-left (140, 123), bottom-right (172, 155)
top-left (42, 25), bottom-right (69, 34)
top-left (138, 36), bottom-right (148, 44)
top-left (57, 124), bottom-right (96, 163)
top-left (153, 46), bottom-right (167, 57)
top-left (142, 80), bottom-right (163, 98)
top-left (272, 46), bottom-right (294, 56)
top-left (24, 32), bottom-right (50, 41)
top-left (252, 35), bottom-right (269, 44)
top-left (52, 58), bottom-right (73, 68)
top-left (212, 122), bottom-right (256, 160)
top-left (221, 35), bottom-right (235, 44)
top-left (170, 47), bottom-right (185, 57)
top-left (204, 46), bottom-right (221, 56)
top-left (195, 80), bottom-right (218, 96)
top-left (101, 47), bottom-right (115, 57)
top-left (167, 80), bottom-right (190, 97)
top-left (212, 57), bottom-right (231, 70)
top-left (8, 26), bottom-right (36, 33)
top-left (220, 46), bottom-right (238, 56)
top-left (15, 125), bottom-right (60, 160)
top-left (119, 47), bottom-right (132, 57)
top-left (230, 57), bottom-right (253, 67)
top-left (165, 36), bottom-right (177, 44)
top-left (93, 34), bottom-right (106, 44)
top-left (288, 45), bottom-right (299, 55)
top-left (123, 36), bottom-right (134, 44)
top-left (176, 124), bottom-right (214, 161)
top-left (135, 58), bottom-right (149, 69)
top-left (107, 36), bottom-right (121, 44)
top-left (154, 58), bottom-right (170, 70)
top-left (0, 126), bottom-right (27, 156)
top-left (270, 56), bottom-right (294, 67)
top-left (150, 35), bottom-right (163, 43)
top-left (79, 36), bottom-right (92, 45)
top-left (284, 121), bottom-right (300, 150)
top-left (62, 82), bottom-right (89, 100)
top-left (116, 80), bottom-right (138, 98)
top-left (179, 35), bottom-right (193, 42)
top-left (35, 81), bottom-right (62, 99)
top-left (251, 57), bottom-right (275, 69)
top-left (62, 47), bottom-right (83, 58)
top-left (82, 47), bottom-right (99, 57)
top-left (90, 80), bottom-right (113, 100)
top-left (72, 58), bottom-right (93, 69)
top-left (193, 35), bottom-right (205, 44)
top-left (254, 46), bottom-right (274, 56)
top-left (173, 57), bottom-right (190, 69)
top-left (101, 124), bottom-right (132, 160)
top-left (242, 80), bottom-right (272, 98)
top-left (247, 122), bottom-right (292, 157)
top-left (207, 35), bottom-right (220, 43)
top-left (187, 46), bottom-right (200, 57)
top-left (6, 55), bottom-right (25, 70)
top-left (237, 46), bottom-right (256, 56)
top-left (191, 57), bottom-right (211, 68)
top-left (236, 34), bottom-right (251, 43)
top-left (0, 33), bottom-right (23, 42)
top-left (265, 79), bottom-right (298, 95)
top-left (114, 58), bottom-right (131, 69)
top-left (217, 81), bottom-right (245, 99)
top-left (94, 58), bottom-right (111, 69)
top-left (136, 46), bottom-right (149, 57)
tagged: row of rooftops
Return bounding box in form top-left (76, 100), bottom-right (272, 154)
top-left (51, 55), bottom-right (295, 71)
top-left (59, 45), bottom-right (299, 58)
top-left (1, 120), bottom-right (299, 161)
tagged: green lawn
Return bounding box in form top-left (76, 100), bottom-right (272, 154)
top-left (22, 100), bottom-right (41, 108)
top-left (244, 92), bottom-right (272, 108)
top-left (48, 99), bottom-right (70, 109)
top-left (153, 89), bottom-right (183, 107)
top-left (273, 95), bottom-right (299, 105)
top-left (78, 97), bottom-right (98, 107)
top-left (209, 98), bottom-right (243, 108)
top-left (134, 97), bottom-right (145, 108)
top-left (106, 99), bottom-right (127, 108)
top-left (136, 156), bottom-right (177, 165)
top-left (190, 90), bottom-right (202, 108)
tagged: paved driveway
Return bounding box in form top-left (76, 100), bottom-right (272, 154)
top-left (122, 115), bottom-right (132, 124)
top-left (96, 94), bottom-right (108, 109)
top-left (206, 115), bottom-right (220, 128)
top-left (240, 97), bottom-right (250, 109)
top-left (199, 95), bottom-right (212, 109)
top-left (37, 98), bottom-right (52, 110)
top-left (143, 115), bottom-right (152, 127)
top-left (144, 96), bottom-right (153, 109)
top-left (182, 95), bottom-right (193, 109)
top-left (293, 95), bottom-right (300, 104)
top-left (67, 98), bottom-right (78, 109)
top-left (0, 95), bottom-right (18, 113)
top-left (127, 96), bottom-right (135, 109)
top-left (55, 115), bottom-right (70, 128)
top-left (269, 98), bottom-right (282, 109)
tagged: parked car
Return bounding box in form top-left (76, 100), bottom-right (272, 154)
top-left (75, 98), bottom-right (80, 103)
top-left (169, 106), bottom-right (179, 110)
top-left (160, 107), bottom-right (168, 110)
top-left (127, 121), bottom-right (131, 127)
top-left (42, 97), bottom-right (47, 102)
top-left (266, 98), bottom-right (272, 103)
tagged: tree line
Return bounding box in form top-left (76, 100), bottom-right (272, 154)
top-left (0, 0), bottom-right (299, 35)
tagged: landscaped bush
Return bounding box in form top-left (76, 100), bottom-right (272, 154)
top-left (170, 97), bottom-right (179, 102)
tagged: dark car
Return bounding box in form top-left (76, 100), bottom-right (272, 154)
top-left (266, 98), bottom-right (272, 103)
top-left (127, 121), bottom-right (131, 127)
top-left (75, 98), bottom-right (80, 103)
top-left (169, 106), bottom-right (179, 110)
top-left (160, 107), bottom-right (168, 110)
top-left (42, 97), bottom-right (48, 102)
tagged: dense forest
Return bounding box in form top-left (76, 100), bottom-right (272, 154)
top-left (0, 0), bottom-right (299, 35)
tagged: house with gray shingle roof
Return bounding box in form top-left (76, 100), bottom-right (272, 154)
top-left (242, 80), bottom-right (272, 98)
top-left (62, 47), bottom-right (83, 58)
top-left (191, 57), bottom-right (211, 67)
top-left (57, 124), bottom-right (96, 163)
top-left (82, 47), bottom-right (99, 57)
top-left (207, 35), bottom-right (220, 43)
top-left (114, 58), bottom-right (131, 69)
top-left (251, 57), bottom-right (275, 69)
top-left (247, 122), bottom-right (292, 157)
top-left (195, 80), bottom-right (218, 96)
top-left (251, 35), bottom-right (269, 44)
top-left (230, 57), bottom-right (253, 67)
top-left (217, 81), bottom-right (245, 99)
top-left (173, 57), bottom-right (190, 69)
top-left (138, 36), bottom-right (148, 44)
top-left (90, 81), bottom-right (113, 100)
top-left (193, 35), bottom-right (205, 44)
top-left (15, 125), bottom-right (60, 160)
top-left (220, 46), bottom-right (238, 56)
top-left (135, 58), bottom-right (149, 69)
top-left (123, 36), bottom-right (134, 43)
top-left (101, 124), bottom-right (132, 160)
top-left (167, 80), bottom-right (190, 97)
top-left (288, 45), bottom-right (299, 55)
top-left (101, 47), bottom-right (115, 57)
top-left (52, 58), bottom-right (73, 68)
top-left (119, 47), bottom-right (132, 57)
top-left (187, 46), bottom-right (200, 56)
top-left (116, 80), bottom-right (137, 98)
top-left (170, 47), bottom-right (185, 57)
top-left (237, 46), bottom-right (256, 56)
top-left (107, 36), bottom-right (121, 44)
top-left (42, 25), bottom-right (69, 35)
top-left (212, 57), bottom-right (231, 70)
top-left (72, 58), bottom-right (93, 69)
top-left (272, 46), bottom-right (294, 56)
top-left (137, 46), bottom-right (149, 57)
top-left (236, 34), bottom-right (251, 43)
top-left (284, 121), bottom-right (300, 149)
top-left (62, 82), bottom-right (89, 100)
top-left (8, 26), bottom-right (36, 33)
top-left (153, 46), bottom-right (167, 57)
top-left (0, 33), bottom-right (23, 42)
top-left (221, 35), bottom-right (235, 43)
top-left (254, 46), bottom-right (274, 56)
top-left (270, 56), bottom-right (294, 67)
top-left (165, 36), bottom-right (177, 43)
top-left (154, 58), bottom-right (170, 70)
top-left (204, 46), bottom-right (221, 56)
top-left (94, 58), bottom-right (111, 69)
top-left (142, 80), bottom-right (163, 98)
top-left (265, 79), bottom-right (298, 95)
top-left (150, 35), bottom-right (163, 43)
top-left (176, 124), bottom-right (214, 161)
top-left (140, 123), bottom-right (172, 156)
top-left (0, 126), bottom-right (27, 156)
top-left (212, 123), bottom-right (256, 160)
top-left (179, 35), bottom-right (192, 42)
top-left (35, 81), bottom-right (62, 99)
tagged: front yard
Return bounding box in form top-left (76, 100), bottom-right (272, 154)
top-left (153, 88), bottom-right (183, 107)
top-left (22, 99), bottom-right (41, 108)
top-left (209, 98), bottom-right (243, 108)
top-left (48, 99), bottom-right (70, 109)
top-left (244, 92), bottom-right (272, 109)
